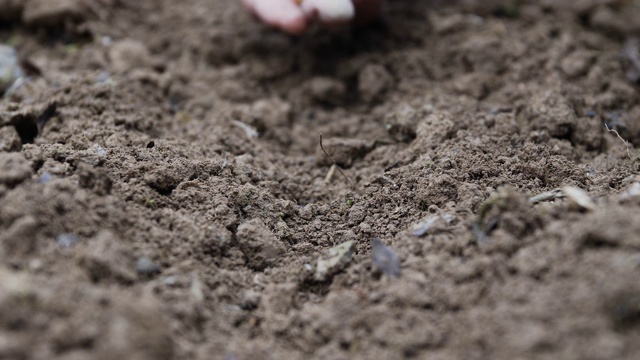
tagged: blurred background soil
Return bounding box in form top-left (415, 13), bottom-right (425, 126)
top-left (1, 0), bottom-right (640, 359)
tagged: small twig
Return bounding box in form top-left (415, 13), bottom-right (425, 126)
top-left (324, 164), bottom-right (336, 183)
top-left (319, 134), bottom-right (355, 190)
top-left (605, 123), bottom-right (632, 160)
top-left (529, 188), bottom-right (564, 204)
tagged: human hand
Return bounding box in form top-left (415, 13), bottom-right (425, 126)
top-left (240, 0), bottom-right (384, 34)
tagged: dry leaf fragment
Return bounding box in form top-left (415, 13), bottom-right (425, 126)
top-left (562, 186), bottom-right (596, 211)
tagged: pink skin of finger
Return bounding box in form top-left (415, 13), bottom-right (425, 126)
top-left (240, 0), bottom-right (308, 34)
top-left (241, 0), bottom-right (384, 34)
top-left (301, 0), bottom-right (355, 23)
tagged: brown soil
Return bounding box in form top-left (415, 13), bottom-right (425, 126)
top-left (1, 0), bottom-right (640, 359)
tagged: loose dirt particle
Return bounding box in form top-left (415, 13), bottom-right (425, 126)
top-left (108, 39), bottom-right (153, 73)
top-left (236, 218), bottom-right (286, 271)
top-left (0, 126), bottom-right (21, 152)
top-left (79, 230), bottom-right (137, 284)
top-left (305, 77), bottom-right (346, 105)
top-left (23, 0), bottom-right (90, 26)
top-left (0, 152), bottom-right (32, 186)
top-left (358, 64), bottom-right (393, 103)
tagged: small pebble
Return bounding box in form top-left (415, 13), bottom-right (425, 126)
top-left (623, 182), bottom-right (640, 198)
top-left (95, 71), bottom-right (111, 84)
top-left (136, 256), bottom-right (161, 276)
top-left (101, 36), bottom-right (112, 46)
top-left (38, 172), bottom-right (53, 184)
top-left (56, 233), bottom-right (78, 248)
top-left (91, 144), bottom-right (107, 157)
top-left (0, 45), bottom-right (23, 94)
top-left (314, 241), bottom-right (355, 281)
top-left (371, 238), bottom-right (401, 277)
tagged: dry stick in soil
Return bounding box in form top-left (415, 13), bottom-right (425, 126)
top-left (319, 133), bottom-right (355, 190)
top-left (605, 123), bottom-right (632, 160)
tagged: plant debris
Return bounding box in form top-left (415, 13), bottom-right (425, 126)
top-left (319, 133), bottom-right (355, 189)
top-left (410, 214), bottom-right (455, 237)
top-left (563, 186), bottom-right (597, 211)
top-left (529, 188), bottom-right (565, 204)
top-left (604, 123), bottom-right (632, 160)
top-left (231, 120), bottom-right (258, 139)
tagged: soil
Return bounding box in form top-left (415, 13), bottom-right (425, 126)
top-left (1, 0), bottom-right (640, 359)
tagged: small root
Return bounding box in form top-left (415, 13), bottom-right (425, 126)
top-left (319, 134), bottom-right (355, 190)
top-left (605, 123), bottom-right (632, 160)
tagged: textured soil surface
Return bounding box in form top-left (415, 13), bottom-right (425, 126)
top-left (1, 0), bottom-right (640, 359)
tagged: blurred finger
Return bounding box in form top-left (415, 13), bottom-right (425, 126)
top-left (301, 0), bottom-right (355, 23)
top-left (242, 0), bottom-right (308, 34)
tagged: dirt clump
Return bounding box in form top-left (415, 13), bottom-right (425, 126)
top-left (1, 0), bottom-right (640, 359)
